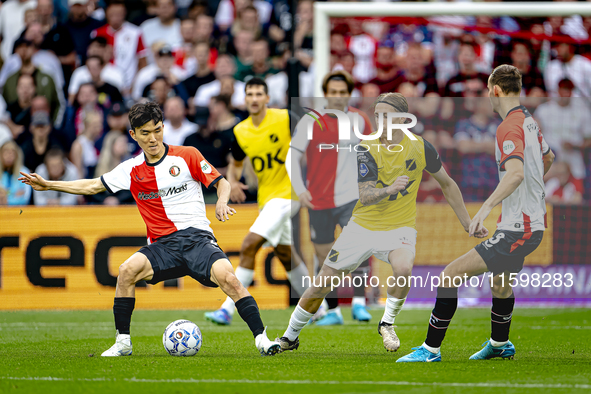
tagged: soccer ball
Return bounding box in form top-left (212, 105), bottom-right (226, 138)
top-left (163, 320), bottom-right (202, 356)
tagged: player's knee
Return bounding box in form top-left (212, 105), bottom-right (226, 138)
top-left (491, 276), bottom-right (513, 298)
top-left (240, 238), bottom-right (259, 257)
top-left (221, 271), bottom-right (244, 293)
top-left (118, 258), bottom-right (143, 284)
top-left (392, 261), bottom-right (413, 279)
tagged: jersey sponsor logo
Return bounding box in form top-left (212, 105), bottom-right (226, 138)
top-left (359, 163), bottom-right (369, 177)
top-left (328, 249), bottom-right (339, 262)
top-left (200, 160), bottom-right (212, 174)
top-left (503, 140), bottom-right (516, 155)
top-left (169, 165), bottom-right (181, 177)
top-left (251, 148), bottom-right (285, 173)
top-left (137, 183), bottom-right (188, 200)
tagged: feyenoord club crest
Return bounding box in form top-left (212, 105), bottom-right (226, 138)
top-left (169, 165), bottom-right (181, 177)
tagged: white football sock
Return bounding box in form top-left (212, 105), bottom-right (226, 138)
top-left (328, 306), bottom-right (342, 315)
top-left (283, 305), bottom-right (314, 341)
top-left (352, 296), bottom-right (366, 307)
top-left (286, 262), bottom-right (310, 296)
top-left (422, 342), bottom-right (440, 354)
top-left (490, 338), bottom-right (509, 347)
top-left (381, 297), bottom-right (406, 324)
top-left (221, 267), bottom-right (255, 316)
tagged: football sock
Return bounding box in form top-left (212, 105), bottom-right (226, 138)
top-left (284, 304), bottom-right (314, 341)
top-left (235, 296), bottom-right (264, 338)
top-left (326, 290), bottom-right (339, 310)
top-left (425, 287), bottom-right (458, 349)
top-left (352, 296), bottom-right (366, 307)
top-left (353, 259), bottom-right (370, 298)
top-left (381, 297), bottom-right (406, 324)
top-left (221, 267), bottom-right (255, 316)
top-left (491, 292), bottom-right (515, 344)
top-left (286, 262), bottom-right (310, 296)
top-left (113, 297), bottom-right (135, 335)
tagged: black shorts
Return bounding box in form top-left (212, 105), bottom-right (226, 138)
top-left (309, 200), bottom-right (357, 244)
top-left (475, 229), bottom-right (544, 275)
top-left (138, 227), bottom-right (227, 287)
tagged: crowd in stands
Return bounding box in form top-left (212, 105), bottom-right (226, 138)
top-left (0, 0), bottom-right (590, 207)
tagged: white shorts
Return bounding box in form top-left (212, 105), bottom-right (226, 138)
top-left (323, 220), bottom-right (417, 272)
top-left (249, 198), bottom-right (300, 247)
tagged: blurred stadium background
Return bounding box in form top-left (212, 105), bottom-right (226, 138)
top-left (1, 0), bottom-right (591, 311)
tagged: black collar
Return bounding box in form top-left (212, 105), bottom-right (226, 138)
top-left (145, 143), bottom-right (168, 167)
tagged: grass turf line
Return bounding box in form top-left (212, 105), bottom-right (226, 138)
top-left (0, 307), bottom-right (590, 394)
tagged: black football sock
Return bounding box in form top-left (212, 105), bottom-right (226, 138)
top-left (113, 297), bottom-right (135, 335)
top-left (326, 290), bottom-right (339, 310)
top-left (425, 287), bottom-right (458, 349)
top-left (491, 292), bottom-right (515, 343)
top-left (352, 258), bottom-right (370, 298)
top-left (235, 296), bottom-right (265, 338)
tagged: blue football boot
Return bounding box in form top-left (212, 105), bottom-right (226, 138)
top-left (351, 304), bottom-right (372, 322)
top-left (315, 309), bottom-right (344, 326)
top-left (396, 345), bottom-right (442, 363)
top-left (469, 340), bottom-right (515, 360)
top-left (204, 308), bottom-right (232, 325)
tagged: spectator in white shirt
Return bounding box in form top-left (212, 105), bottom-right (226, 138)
top-left (132, 44), bottom-right (187, 100)
top-left (0, 0), bottom-right (37, 62)
top-left (140, 0), bottom-right (183, 58)
top-left (534, 78), bottom-right (591, 180)
top-left (194, 54), bottom-right (245, 109)
top-left (545, 42), bottom-right (591, 98)
top-left (163, 96), bottom-right (197, 146)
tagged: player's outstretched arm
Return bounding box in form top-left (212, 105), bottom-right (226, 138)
top-left (430, 166), bottom-right (484, 237)
top-left (469, 158), bottom-right (524, 237)
top-left (19, 172), bottom-right (106, 195)
top-left (214, 177), bottom-right (236, 222)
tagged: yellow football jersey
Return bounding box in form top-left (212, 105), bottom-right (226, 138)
top-left (352, 133), bottom-right (442, 231)
top-left (232, 108), bottom-right (294, 208)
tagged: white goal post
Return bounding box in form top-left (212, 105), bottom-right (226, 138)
top-left (312, 2), bottom-right (591, 96)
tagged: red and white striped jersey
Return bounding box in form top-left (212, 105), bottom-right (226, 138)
top-left (291, 107), bottom-right (372, 210)
top-left (101, 144), bottom-right (222, 243)
top-left (92, 22), bottom-right (147, 89)
top-left (495, 105), bottom-right (549, 233)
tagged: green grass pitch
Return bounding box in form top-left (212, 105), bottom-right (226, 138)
top-left (1, 307), bottom-right (590, 394)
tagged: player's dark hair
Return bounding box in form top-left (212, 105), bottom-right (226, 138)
top-left (490, 64), bottom-right (522, 95)
top-left (322, 70), bottom-right (354, 94)
top-left (129, 101), bottom-right (163, 130)
top-left (245, 77), bottom-right (268, 94)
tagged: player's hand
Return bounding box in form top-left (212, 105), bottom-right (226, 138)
top-left (18, 172), bottom-right (50, 191)
top-left (229, 181), bottom-right (248, 203)
top-left (216, 202), bottom-right (236, 222)
top-left (473, 225), bottom-right (489, 239)
top-left (385, 176), bottom-right (409, 195)
top-left (298, 190), bottom-right (315, 209)
top-left (469, 206), bottom-right (492, 237)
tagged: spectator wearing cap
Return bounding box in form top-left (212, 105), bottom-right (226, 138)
top-left (401, 42), bottom-right (439, 97)
top-left (68, 37), bottom-right (125, 103)
top-left (85, 55), bottom-right (123, 108)
top-left (235, 39), bottom-right (278, 82)
top-left (182, 42), bottom-right (216, 101)
top-left (183, 94), bottom-right (236, 177)
top-left (0, 0), bottom-right (37, 62)
top-left (132, 44), bottom-right (187, 100)
top-left (194, 54), bottom-right (245, 109)
top-left (32, 147), bottom-right (79, 206)
top-left (64, 0), bottom-right (104, 65)
top-left (545, 161), bottom-right (584, 206)
top-left (20, 112), bottom-right (62, 172)
top-left (2, 37), bottom-right (64, 128)
top-left (368, 41), bottom-right (404, 94)
top-left (37, 0), bottom-right (77, 81)
top-left (140, 0), bottom-right (183, 56)
top-left (545, 41), bottom-right (591, 98)
top-left (510, 41), bottom-right (546, 97)
top-left (91, 0), bottom-right (148, 94)
top-left (162, 96), bottom-right (197, 146)
top-left (443, 41), bottom-right (489, 97)
top-left (2, 74), bottom-right (35, 144)
top-left (534, 78), bottom-right (591, 180)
